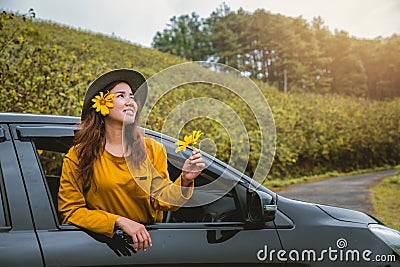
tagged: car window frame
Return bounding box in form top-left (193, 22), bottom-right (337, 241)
top-left (0, 123), bottom-right (45, 267)
top-left (0, 162), bottom-right (9, 229)
top-left (0, 125), bottom-right (9, 229)
top-left (0, 125), bottom-right (12, 230)
top-left (0, 123), bottom-right (33, 231)
top-left (10, 123), bottom-right (77, 230)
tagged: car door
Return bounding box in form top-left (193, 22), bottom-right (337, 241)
top-left (0, 124), bottom-right (43, 267)
top-left (141, 132), bottom-right (287, 266)
top-left (12, 123), bottom-right (285, 266)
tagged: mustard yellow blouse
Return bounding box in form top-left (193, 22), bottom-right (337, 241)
top-left (58, 137), bottom-right (193, 237)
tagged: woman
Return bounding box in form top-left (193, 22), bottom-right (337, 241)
top-left (58, 69), bottom-right (204, 252)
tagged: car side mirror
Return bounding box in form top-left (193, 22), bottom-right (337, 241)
top-left (247, 188), bottom-right (277, 222)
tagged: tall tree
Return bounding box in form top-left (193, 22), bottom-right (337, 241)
top-left (206, 5), bottom-right (248, 69)
top-left (375, 35), bottom-right (400, 99)
top-left (310, 16), bottom-right (333, 93)
top-left (328, 31), bottom-right (368, 97)
top-left (247, 9), bottom-right (283, 83)
top-left (353, 39), bottom-right (381, 98)
top-left (152, 12), bottom-right (210, 61)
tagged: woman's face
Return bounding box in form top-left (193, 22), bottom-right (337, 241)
top-left (105, 82), bottom-right (138, 125)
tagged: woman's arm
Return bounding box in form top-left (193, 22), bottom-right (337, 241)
top-left (146, 140), bottom-right (204, 210)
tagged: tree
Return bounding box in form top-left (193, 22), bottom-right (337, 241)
top-left (152, 12), bottom-right (211, 61)
top-left (206, 5), bottom-right (249, 69)
top-left (353, 39), bottom-right (381, 98)
top-left (327, 31), bottom-right (368, 97)
top-left (375, 35), bottom-right (400, 99)
top-left (310, 16), bottom-right (333, 93)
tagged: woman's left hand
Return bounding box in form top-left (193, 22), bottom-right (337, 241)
top-left (181, 150), bottom-right (205, 186)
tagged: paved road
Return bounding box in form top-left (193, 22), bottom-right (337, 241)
top-left (278, 169), bottom-right (397, 214)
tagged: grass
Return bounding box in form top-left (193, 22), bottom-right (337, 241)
top-left (371, 174), bottom-right (400, 230)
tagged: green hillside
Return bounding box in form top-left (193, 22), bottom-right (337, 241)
top-left (0, 12), bottom-right (185, 115)
top-left (1, 12), bottom-right (399, 181)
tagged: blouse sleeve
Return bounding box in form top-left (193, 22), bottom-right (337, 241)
top-left (58, 149), bottom-right (118, 238)
top-left (147, 140), bottom-right (194, 211)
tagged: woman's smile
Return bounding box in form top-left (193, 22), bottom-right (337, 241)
top-left (106, 82), bottom-right (138, 124)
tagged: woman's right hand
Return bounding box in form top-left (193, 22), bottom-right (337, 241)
top-left (115, 216), bottom-right (152, 252)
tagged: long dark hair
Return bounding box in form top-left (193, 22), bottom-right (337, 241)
top-left (73, 81), bottom-right (146, 191)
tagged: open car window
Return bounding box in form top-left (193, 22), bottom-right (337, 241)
top-left (166, 154), bottom-right (246, 223)
top-left (22, 124), bottom-right (247, 226)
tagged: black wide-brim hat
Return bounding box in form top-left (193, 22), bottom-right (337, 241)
top-left (81, 68), bottom-right (148, 120)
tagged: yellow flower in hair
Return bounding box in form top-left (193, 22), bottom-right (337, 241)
top-left (91, 91), bottom-right (114, 116)
top-left (175, 130), bottom-right (203, 153)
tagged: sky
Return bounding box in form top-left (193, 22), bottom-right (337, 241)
top-left (1, 0), bottom-right (400, 47)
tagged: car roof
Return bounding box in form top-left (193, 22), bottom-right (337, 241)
top-left (0, 112), bottom-right (79, 124)
top-left (0, 112), bottom-right (184, 143)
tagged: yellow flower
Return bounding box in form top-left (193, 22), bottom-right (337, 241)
top-left (91, 91), bottom-right (114, 116)
top-left (175, 130), bottom-right (203, 153)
